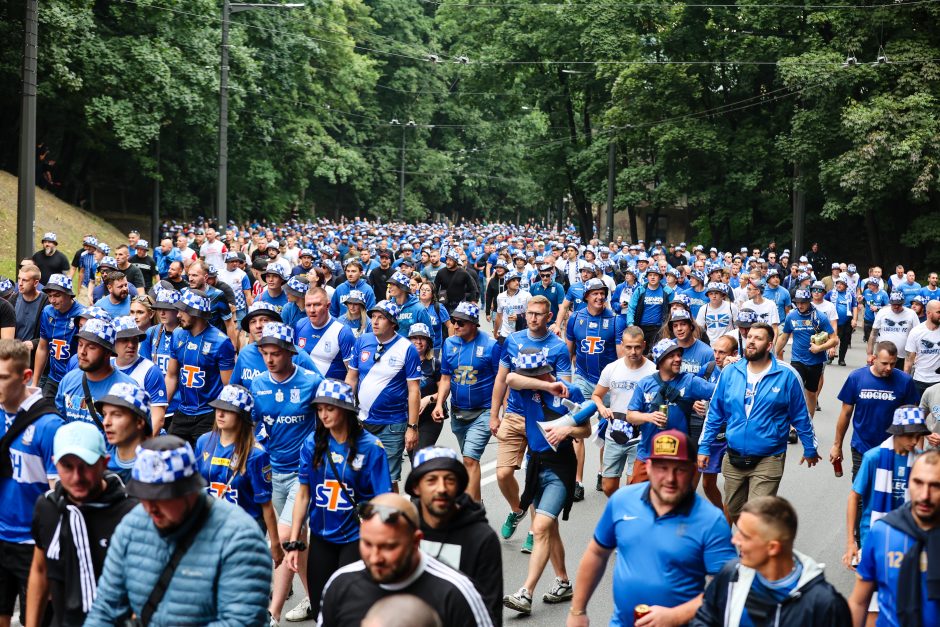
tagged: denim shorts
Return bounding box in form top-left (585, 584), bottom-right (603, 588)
top-left (369, 422), bottom-right (407, 482)
top-left (572, 374), bottom-right (604, 419)
top-left (602, 439), bottom-right (638, 479)
top-left (272, 471), bottom-right (299, 526)
top-left (451, 409), bottom-right (492, 461)
top-left (533, 465), bottom-right (568, 520)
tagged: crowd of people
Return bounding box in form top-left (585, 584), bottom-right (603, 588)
top-left (0, 220), bottom-right (937, 626)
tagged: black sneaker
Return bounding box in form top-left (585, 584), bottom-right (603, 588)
top-left (838, 360), bottom-right (847, 366)
top-left (573, 482), bottom-right (585, 502)
top-left (595, 473), bottom-right (603, 492)
top-left (788, 428), bottom-right (798, 444)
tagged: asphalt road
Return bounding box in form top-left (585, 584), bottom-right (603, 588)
top-left (278, 327), bottom-right (869, 626)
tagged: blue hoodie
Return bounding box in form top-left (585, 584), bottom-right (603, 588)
top-left (394, 294), bottom-right (432, 339)
top-left (330, 279), bottom-right (376, 318)
top-left (700, 355), bottom-right (817, 458)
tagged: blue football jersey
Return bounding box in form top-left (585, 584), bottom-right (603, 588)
top-left (257, 289), bottom-right (289, 313)
top-left (230, 342), bottom-right (317, 387)
top-left (168, 325), bottom-right (236, 415)
top-left (296, 317), bottom-right (356, 380)
top-left (441, 332), bottom-right (501, 410)
top-left (250, 366), bottom-right (322, 472)
top-left (350, 333), bottom-right (422, 425)
top-left (39, 302), bottom-right (84, 384)
top-left (298, 430), bottom-right (392, 544)
top-left (500, 330), bottom-right (571, 415)
top-left (518, 381), bottom-right (586, 453)
top-left (142, 324), bottom-right (180, 414)
top-left (563, 283), bottom-right (588, 312)
top-left (565, 308), bottom-right (624, 384)
top-left (56, 368), bottom-right (138, 428)
top-left (115, 356), bottom-right (168, 407)
top-left (195, 432), bottom-right (272, 521)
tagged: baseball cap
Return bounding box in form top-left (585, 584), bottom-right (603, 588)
top-left (648, 429), bottom-right (693, 462)
top-left (53, 422), bottom-right (107, 465)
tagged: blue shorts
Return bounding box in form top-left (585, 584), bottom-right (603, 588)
top-left (602, 439), bottom-right (638, 479)
top-left (451, 409), bottom-right (492, 461)
top-left (702, 440), bottom-right (728, 475)
top-left (368, 422), bottom-right (407, 482)
top-left (533, 465), bottom-right (567, 520)
top-left (572, 374), bottom-right (605, 419)
top-left (272, 472), bottom-right (299, 526)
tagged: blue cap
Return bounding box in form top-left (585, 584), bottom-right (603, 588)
top-left (54, 422), bottom-right (107, 465)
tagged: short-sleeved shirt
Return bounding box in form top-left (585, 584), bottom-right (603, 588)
top-left (838, 367), bottom-right (918, 453)
top-left (678, 339), bottom-right (713, 377)
top-left (565, 308), bottom-right (624, 384)
top-left (440, 331), bottom-right (501, 410)
top-left (168, 325), bottom-right (236, 415)
top-left (496, 290), bottom-right (531, 339)
top-left (350, 333), bottom-right (422, 425)
top-left (499, 330), bottom-right (571, 416)
top-left (55, 368), bottom-right (138, 428)
top-left (862, 289), bottom-right (890, 322)
top-left (517, 381), bottom-right (586, 453)
top-left (628, 373), bottom-right (716, 461)
top-left (857, 517), bottom-right (940, 627)
top-left (905, 322), bottom-right (940, 384)
top-left (39, 302), bottom-right (85, 384)
top-left (593, 484), bottom-right (735, 626)
top-left (782, 308), bottom-right (834, 365)
top-left (745, 298), bottom-right (780, 326)
top-left (597, 358), bottom-right (656, 443)
top-left (115, 356), bottom-right (168, 407)
top-left (296, 316), bottom-right (356, 381)
top-left (195, 433), bottom-right (272, 520)
top-left (229, 342), bottom-right (317, 387)
top-left (873, 307), bottom-right (921, 358)
top-left (250, 366), bottom-right (322, 473)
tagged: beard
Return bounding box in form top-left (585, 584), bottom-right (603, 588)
top-left (745, 345), bottom-right (769, 362)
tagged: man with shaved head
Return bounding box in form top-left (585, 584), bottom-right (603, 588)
top-left (318, 494), bottom-right (493, 627)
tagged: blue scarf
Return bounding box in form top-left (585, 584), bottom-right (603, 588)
top-left (870, 436), bottom-right (913, 524)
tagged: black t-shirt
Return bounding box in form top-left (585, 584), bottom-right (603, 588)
top-left (321, 556), bottom-right (492, 627)
top-left (31, 479), bottom-right (138, 627)
top-left (130, 254), bottom-right (158, 287)
top-left (369, 266), bottom-right (394, 301)
top-left (31, 250), bottom-right (71, 284)
top-left (0, 298), bottom-right (15, 333)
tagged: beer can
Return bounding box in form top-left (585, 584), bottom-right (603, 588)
top-left (634, 604), bottom-right (651, 621)
top-left (659, 404), bottom-right (668, 416)
top-left (833, 458), bottom-right (843, 478)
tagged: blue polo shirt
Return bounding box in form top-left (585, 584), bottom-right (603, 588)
top-left (530, 281), bottom-right (565, 320)
top-left (440, 331), bottom-right (501, 410)
top-left (593, 483), bottom-right (735, 626)
top-left (837, 367), bottom-right (918, 453)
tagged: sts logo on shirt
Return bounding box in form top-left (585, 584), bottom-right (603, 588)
top-left (208, 481), bottom-right (239, 504)
top-left (580, 337), bottom-right (606, 354)
top-left (315, 480), bottom-right (355, 511)
top-left (51, 339), bottom-right (70, 360)
top-left (181, 365), bottom-right (206, 388)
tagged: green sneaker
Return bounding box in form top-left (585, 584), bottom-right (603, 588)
top-left (500, 510), bottom-right (526, 539)
top-left (521, 531), bottom-right (534, 554)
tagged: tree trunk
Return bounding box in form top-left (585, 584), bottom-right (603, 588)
top-left (864, 208), bottom-right (881, 267)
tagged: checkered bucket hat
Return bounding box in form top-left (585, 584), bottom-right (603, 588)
top-left (285, 276), bottom-right (309, 297)
top-left (408, 323), bottom-right (432, 340)
top-left (313, 378), bottom-right (357, 413)
top-left (95, 382), bottom-right (152, 427)
top-left (346, 290), bottom-right (367, 306)
top-left (888, 405), bottom-right (929, 435)
top-left (737, 309), bottom-right (758, 327)
top-left (651, 338), bottom-right (682, 366)
top-left (42, 232), bottom-right (57, 243)
top-left (44, 274), bottom-right (73, 294)
top-left (209, 384), bottom-right (254, 419)
top-left (388, 271), bottom-right (412, 292)
top-left (126, 436), bottom-right (206, 500)
top-left (515, 348), bottom-right (552, 376)
top-left (452, 302), bottom-right (480, 325)
top-left (257, 321), bottom-right (297, 353)
top-left (112, 315), bottom-right (145, 340)
top-left (175, 289), bottom-right (211, 318)
top-left (98, 256), bottom-right (117, 270)
top-left (368, 300), bottom-right (401, 325)
top-left (75, 307), bottom-right (112, 322)
top-left (76, 318), bottom-right (116, 353)
top-left (152, 287), bottom-right (181, 310)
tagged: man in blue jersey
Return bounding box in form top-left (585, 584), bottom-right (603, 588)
top-left (502, 348), bottom-right (594, 616)
top-left (258, 263), bottom-right (290, 313)
top-left (626, 338), bottom-right (716, 485)
top-left (626, 265), bottom-right (672, 350)
top-left (699, 322), bottom-right (820, 523)
top-left (330, 258), bottom-right (376, 320)
top-left (862, 277), bottom-right (890, 343)
top-left (296, 287), bottom-right (355, 380)
top-left (385, 271), bottom-right (431, 340)
top-left (829, 276), bottom-right (859, 366)
top-left (0, 339), bottom-right (62, 627)
top-left (140, 288), bottom-right (180, 423)
top-left (346, 300), bottom-right (422, 493)
top-left (566, 278), bottom-right (625, 500)
top-left (250, 321), bottom-right (322, 625)
top-left (567, 430), bottom-right (735, 627)
top-left (831, 341), bottom-right (918, 479)
top-left (776, 289), bottom-right (838, 420)
top-left (848, 449), bottom-right (940, 627)
top-left (93, 270), bottom-right (131, 318)
top-left (763, 269), bottom-right (793, 324)
top-left (32, 274), bottom-right (84, 400)
top-left (187, 260), bottom-right (238, 347)
top-left (111, 315), bottom-right (168, 433)
top-left (681, 271), bottom-right (708, 319)
top-left (232, 301), bottom-right (316, 387)
top-left (164, 289), bottom-right (235, 447)
top-left (530, 263), bottom-right (566, 322)
top-left (56, 318), bottom-right (138, 430)
top-left (432, 302), bottom-right (501, 502)
top-left (552, 263), bottom-right (598, 335)
top-left (490, 295), bottom-right (571, 548)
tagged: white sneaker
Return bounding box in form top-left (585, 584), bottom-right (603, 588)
top-left (503, 587), bottom-right (533, 615)
top-left (284, 596), bottom-right (312, 622)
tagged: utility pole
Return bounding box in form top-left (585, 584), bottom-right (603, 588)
top-left (792, 162), bottom-right (805, 258)
top-left (606, 140), bottom-right (616, 242)
top-left (399, 124), bottom-right (405, 221)
top-left (17, 0), bottom-right (39, 263)
top-left (152, 137), bottom-right (160, 247)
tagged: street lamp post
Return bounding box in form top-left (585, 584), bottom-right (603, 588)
top-left (218, 0), bottom-right (303, 228)
top-left (16, 0), bottom-right (39, 263)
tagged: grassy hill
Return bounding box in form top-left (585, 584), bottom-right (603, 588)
top-left (0, 171), bottom-right (127, 280)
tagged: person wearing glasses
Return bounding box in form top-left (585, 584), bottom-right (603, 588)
top-left (346, 300), bottom-right (422, 494)
top-left (530, 263), bottom-right (565, 322)
top-left (284, 380), bottom-right (391, 625)
top-left (318, 493), bottom-right (493, 627)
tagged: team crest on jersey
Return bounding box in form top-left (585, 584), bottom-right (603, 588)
top-left (203, 452), bottom-right (210, 461)
top-left (772, 387), bottom-right (781, 394)
top-left (290, 388), bottom-right (300, 403)
top-left (578, 319), bottom-right (584, 326)
top-left (275, 389), bottom-right (284, 403)
top-left (602, 319), bottom-right (609, 329)
top-left (361, 350), bottom-right (371, 362)
top-left (262, 465), bottom-right (272, 482)
top-left (21, 425), bottom-right (35, 445)
top-left (202, 342), bottom-right (212, 355)
top-left (532, 392), bottom-right (541, 403)
top-left (352, 454), bottom-right (365, 471)
top-left (324, 341), bottom-right (332, 353)
top-left (298, 337), bottom-right (306, 348)
top-left (476, 346), bottom-right (485, 357)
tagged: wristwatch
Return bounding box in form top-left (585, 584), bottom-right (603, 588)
top-left (407, 423), bottom-right (419, 431)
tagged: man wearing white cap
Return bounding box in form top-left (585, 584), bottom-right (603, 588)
top-left (26, 421), bottom-right (137, 626)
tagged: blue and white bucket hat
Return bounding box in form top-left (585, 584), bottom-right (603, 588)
top-left (651, 338), bottom-right (683, 366)
top-left (705, 281), bottom-right (726, 295)
top-left (96, 242), bottom-right (111, 255)
top-left (262, 263), bottom-right (290, 282)
top-left (668, 309), bottom-right (692, 325)
top-left (74, 306), bottom-right (112, 323)
top-left (284, 276), bottom-right (310, 298)
top-left (313, 378), bottom-right (358, 413)
top-left (515, 347), bottom-right (553, 377)
top-left (224, 251), bottom-right (240, 263)
top-left (408, 323), bottom-right (432, 340)
top-left (98, 256), bottom-right (118, 271)
top-left (135, 240), bottom-right (150, 251)
top-left (582, 277), bottom-right (608, 296)
top-left (889, 291), bottom-right (905, 305)
top-left (257, 321), bottom-right (298, 354)
top-left (126, 436), bottom-right (206, 500)
top-left (151, 287), bottom-right (181, 311)
top-left (240, 300), bottom-right (282, 332)
top-left (209, 384), bottom-right (254, 420)
top-left (175, 289), bottom-right (211, 318)
top-left (368, 300), bottom-right (401, 327)
top-left (451, 302), bottom-right (480, 325)
top-left (345, 290), bottom-right (367, 306)
top-left (95, 382), bottom-right (152, 430)
top-left (112, 315), bottom-right (146, 340)
top-left (83, 236), bottom-right (98, 247)
top-left (792, 289), bottom-right (811, 304)
top-left (75, 318), bottom-right (117, 353)
top-left (0, 278), bottom-right (13, 299)
top-left (737, 309), bottom-right (758, 327)
top-left (41, 232), bottom-right (57, 244)
top-left (405, 446), bottom-right (468, 495)
top-left (887, 405), bottom-right (929, 435)
top-left (387, 271), bottom-right (412, 293)
top-left (44, 274), bottom-right (73, 294)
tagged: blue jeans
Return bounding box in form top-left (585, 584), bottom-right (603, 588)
top-left (368, 422), bottom-right (407, 482)
top-left (450, 409), bottom-right (492, 461)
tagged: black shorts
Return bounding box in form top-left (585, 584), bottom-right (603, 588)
top-left (0, 540), bottom-right (34, 617)
top-left (792, 362), bottom-right (823, 391)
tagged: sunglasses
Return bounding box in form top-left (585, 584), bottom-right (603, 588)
top-left (454, 320), bottom-right (471, 328)
top-left (357, 502), bottom-right (417, 529)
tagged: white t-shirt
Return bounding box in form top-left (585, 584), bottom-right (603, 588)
top-left (873, 306), bottom-right (920, 357)
top-left (496, 289), bottom-right (532, 338)
top-left (905, 322), bottom-right (940, 383)
top-left (199, 240), bottom-right (227, 268)
top-left (597, 357), bottom-right (657, 443)
top-left (812, 299), bottom-right (838, 327)
top-left (745, 298), bottom-right (780, 326)
top-left (695, 301), bottom-right (739, 343)
top-left (744, 361), bottom-right (772, 418)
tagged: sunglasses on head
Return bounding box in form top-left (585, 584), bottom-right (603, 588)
top-left (358, 502), bottom-right (417, 529)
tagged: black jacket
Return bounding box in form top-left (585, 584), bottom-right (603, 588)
top-left (418, 494), bottom-right (503, 626)
top-left (434, 267), bottom-right (479, 312)
top-left (692, 553), bottom-right (851, 627)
